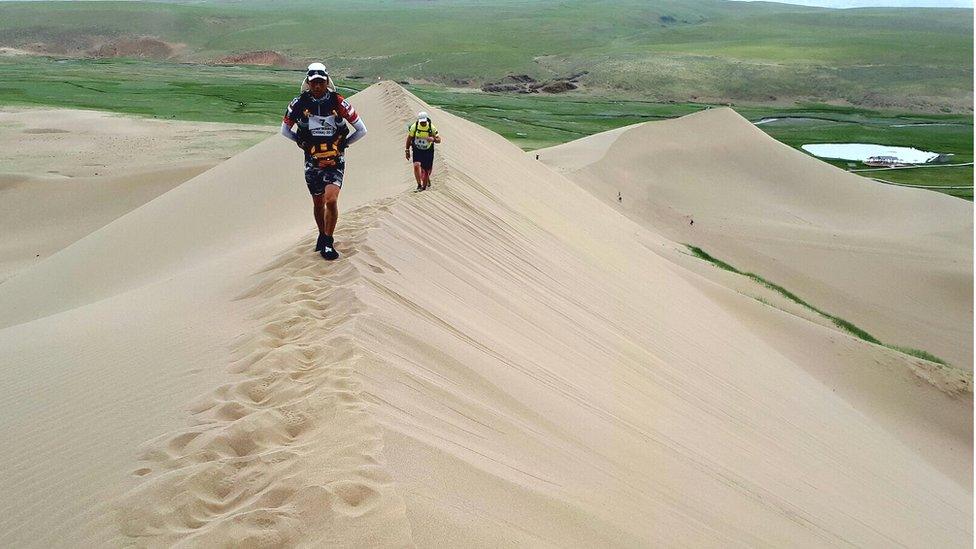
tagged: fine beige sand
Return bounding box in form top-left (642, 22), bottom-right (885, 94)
top-left (0, 83), bottom-right (970, 547)
top-left (537, 109), bottom-right (974, 369)
top-left (0, 108), bottom-right (271, 280)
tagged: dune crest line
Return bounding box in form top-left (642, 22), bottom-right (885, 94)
top-left (115, 197), bottom-right (415, 547)
top-left (0, 80), bottom-right (968, 547)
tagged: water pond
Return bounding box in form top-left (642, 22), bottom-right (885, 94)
top-left (800, 143), bottom-right (942, 164)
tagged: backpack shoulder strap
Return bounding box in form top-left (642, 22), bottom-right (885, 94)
top-left (329, 93), bottom-right (342, 118)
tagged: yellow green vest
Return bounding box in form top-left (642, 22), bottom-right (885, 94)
top-left (409, 122), bottom-right (438, 150)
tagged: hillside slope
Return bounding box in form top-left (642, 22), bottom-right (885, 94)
top-left (0, 82), bottom-right (970, 547)
top-left (538, 108), bottom-right (973, 368)
top-left (0, 0), bottom-right (971, 109)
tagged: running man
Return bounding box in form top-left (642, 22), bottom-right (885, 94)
top-left (405, 111), bottom-right (440, 191)
top-left (281, 63), bottom-right (367, 260)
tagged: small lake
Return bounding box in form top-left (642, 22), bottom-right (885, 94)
top-left (800, 143), bottom-right (941, 164)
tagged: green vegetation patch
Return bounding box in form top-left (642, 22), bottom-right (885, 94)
top-left (861, 167), bottom-right (973, 200)
top-left (0, 57), bottom-right (281, 124)
top-left (0, 56), bottom-right (363, 125)
top-left (686, 245), bottom-right (949, 365)
top-left (0, 0), bottom-right (971, 111)
top-left (0, 56), bottom-right (970, 198)
top-left (414, 84), bottom-right (708, 150)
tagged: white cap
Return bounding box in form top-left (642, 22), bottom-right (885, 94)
top-left (306, 62), bottom-right (329, 81)
top-left (417, 111), bottom-right (429, 122)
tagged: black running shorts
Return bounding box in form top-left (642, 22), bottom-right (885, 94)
top-left (412, 147), bottom-right (434, 171)
top-left (304, 159), bottom-right (345, 195)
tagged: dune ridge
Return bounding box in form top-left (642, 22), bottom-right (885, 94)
top-left (116, 201), bottom-right (414, 547)
top-left (0, 82), bottom-right (970, 547)
top-left (538, 108), bottom-right (973, 368)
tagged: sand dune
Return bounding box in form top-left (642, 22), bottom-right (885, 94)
top-left (0, 108), bottom-right (270, 281)
top-left (537, 108), bottom-right (973, 368)
top-left (0, 83), bottom-right (970, 547)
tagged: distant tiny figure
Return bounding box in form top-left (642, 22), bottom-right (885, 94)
top-left (690, 218), bottom-right (694, 226)
top-left (617, 191), bottom-right (622, 203)
top-left (406, 111), bottom-right (440, 191)
top-left (535, 154), bottom-right (540, 160)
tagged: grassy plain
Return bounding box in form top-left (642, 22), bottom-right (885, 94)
top-left (0, 56), bottom-right (970, 198)
top-left (0, 0), bottom-right (971, 110)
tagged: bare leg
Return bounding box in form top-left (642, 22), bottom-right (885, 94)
top-left (323, 184), bottom-right (340, 236)
top-left (312, 193), bottom-right (327, 234)
top-left (413, 163), bottom-right (423, 189)
top-left (422, 166), bottom-right (432, 188)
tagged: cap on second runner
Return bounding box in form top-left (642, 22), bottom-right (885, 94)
top-left (417, 111), bottom-right (429, 123)
top-left (306, 62), bottom-right (329, 81)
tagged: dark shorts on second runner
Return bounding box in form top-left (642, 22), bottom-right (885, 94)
top-left (412, 147), bottom-right (434, 172)
top-left (304, 159), bottom-right (345, 196)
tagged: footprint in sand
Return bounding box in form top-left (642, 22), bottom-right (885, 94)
top-left (120, 193), bottom-right (404, 545)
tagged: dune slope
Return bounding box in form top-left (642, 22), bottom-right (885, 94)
top-left (0, 108), bottom-right (269, 281)
top-left (538, 108), bottom-right (973, 368)
top-left (0, 83), bottom-right (970, 547)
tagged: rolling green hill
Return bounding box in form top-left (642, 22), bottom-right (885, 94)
top-left (0, 0), bottom-right (971, 111)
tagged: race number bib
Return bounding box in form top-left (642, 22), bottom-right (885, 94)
top-left (413, 137), bottom-right (432, 150)
top-left (308, 115), bottom-right (339, 137)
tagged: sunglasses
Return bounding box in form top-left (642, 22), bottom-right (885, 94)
top-left (307, 69), bottom-right (329, 78)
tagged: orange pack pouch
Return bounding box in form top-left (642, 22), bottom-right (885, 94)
top-left (310, 142), bottom-right (340, 168)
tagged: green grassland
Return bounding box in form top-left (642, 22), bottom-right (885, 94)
top-left (0, 56), bottom-right (970, 198)
top-left (0, 56), bottom-right (304, 124)
top-left (412, 86), bottom-right (709, 151)
top-left (0, 0), bottom-right (971, 111)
